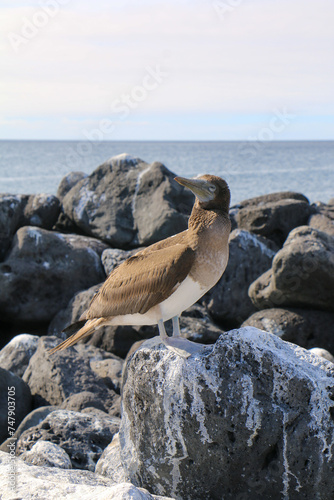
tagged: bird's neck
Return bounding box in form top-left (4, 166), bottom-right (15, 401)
top-left (188, 203), bottom-right (229, 232)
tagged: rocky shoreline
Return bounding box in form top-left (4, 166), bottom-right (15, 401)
top-left (0, 153), bottom-right (334, 499)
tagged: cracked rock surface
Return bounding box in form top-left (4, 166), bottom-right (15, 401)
top-left (0, 451), bottom-right (173, 500)
top-left (62, 154), bottom-right (194, 248)
top-left (16, 409), bottom-right (120, 471)
top-left (249, 226), bottom-right (334, 312)
top-left (120, 328), bottom-right (334, 500)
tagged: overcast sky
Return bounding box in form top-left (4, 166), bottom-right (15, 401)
top-left (1, 0), bottom-right (334, 140)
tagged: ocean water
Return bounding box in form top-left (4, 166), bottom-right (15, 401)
top-left (0, 140), bottom-right (333, 206)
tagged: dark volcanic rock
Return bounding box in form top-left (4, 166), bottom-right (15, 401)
top-left (102, 247), bottom-right (140, 276)
top-left (89, 357), bottom-right (124, 395)
top-left (0, 226), bottom-right (107, 323)
top-left (22, 194), bottom-right (60, 229)
top-left (62, 154), bottom-right (194, 248)
top-left (0, 333), bottom-right (39, 377)
top-left (0, 368), bottom-right (32, 443)
top-left (309, 347), bottom-right (334, 362)
top-left (60, 391), bottom-right (112, 414)
top-left (242, 308), bottom-right (334, 353)
top-left (0, 193), bottom-right (61, 261)
top-left (308, 347), bottom-right (334, 363)
top-left (249, 226), bottom-right (334, 312)
top-left (55, 173), bottom-right (89, 233)
top-left (0, 194), bottom-right (27, 260)
top-left (204, 229), bottom-right (276, 325)
top-left (0, 451), bottom-right (170, 500)
top-left (16, 409), bottom-right (120, 471)
top-left (308, 201), bottom-right (334, 236)
top-left (120, 329), bottom-right (334, 500)
top-left (57, 171), bottom-right (88, 201)
top-left (23, 337), bottom-right (120, 416)
top-left (95, 433), bottom-right (128, 483)
top-left (175, 304), bottom-right (224, 344)
top-left (87, 325), bottom-right (157, 359)
top-left (48, 283), bottom-right (101, 336)
top-left (309, 212), bottom-right (334, 236)
top-left (0, 406), bottom-right (57, 452)
top-left (231, 191), bottom-right (314, 246)
top-left (19, 440), bottom-right (72, 469)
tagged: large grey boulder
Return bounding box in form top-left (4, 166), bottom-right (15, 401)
top-left (16, 409), bottom-right (120, 471)
top-left (19, 440), bottom-right (72, 469)
top-left (0, 194), bottom-right (27, 260)
top-left (309, 347), bottom-right (334, 363)
top-left (55, 172), bottom-right (89, 233)
top-left (62, 154), bottom-right (194, 248)
top-left (96, 433), bottom-right (128, 483)
top-left (242, 307), bottom-right (334, 353)
top-left (23, 337), bottom-right (120, 416)
top-left (231, 191), bottom-right (313, 246)
top-left (309, 201), bottom-right (334, 236)
top-left (89, 357), bottom-right (124, 395)
top-left (57, 171), bottom-right (88, 201)
top-left (0, 406), bottom-right (57, 452)
top-left (249, 226), bottom-right (334, 312)
top-left (22, 193), bottom-right (60, 229)
top-left (0, 226), bottom-right (107, 323)
top-left (0, 193), bottom-right (61, 261)
top-left (0, 333), bottom-right (39, 377)
top-left (60, 391), bottom-right (119, 415)
top-left (0, 452), bottom-right (173, 500)
top-left (0, 368), bottom-right (32, 444)
top-left (120, 328), bottom-right (334, 500)
top-left (203, 229), bottom-right (276, 325)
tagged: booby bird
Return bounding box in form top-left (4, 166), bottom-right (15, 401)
top-left (49, 174), bottom-right (231, 358)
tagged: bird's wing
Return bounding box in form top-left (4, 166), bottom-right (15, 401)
top-left (84, 243), bottom-right (195, 319)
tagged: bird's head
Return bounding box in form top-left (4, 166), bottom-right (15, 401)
top-left (175, 174), bottom-right (230, 213)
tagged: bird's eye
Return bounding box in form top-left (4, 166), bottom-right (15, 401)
top-left (208, 185), bottom-right (216, 193)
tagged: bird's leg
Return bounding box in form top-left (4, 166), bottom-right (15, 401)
top-left (158, 319), bottom-right (168, 341)
top-left (157, 318), bottom-right (206, 359)
top-left (172, 316), bottom-right (181, 337)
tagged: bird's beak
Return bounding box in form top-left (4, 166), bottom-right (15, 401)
top-left (174, 176), bottom-right (214, 202)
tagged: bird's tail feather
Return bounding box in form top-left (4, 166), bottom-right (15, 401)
top-left (48, 318), bottom-right (105, 354)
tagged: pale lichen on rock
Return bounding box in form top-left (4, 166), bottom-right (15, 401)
top-left (120, 327), bottom-right (334, 500)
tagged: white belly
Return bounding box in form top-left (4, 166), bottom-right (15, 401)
top-left (158, 275), bottom-right (208, 321)
top-left (107, 276), bottom-right (209, 327)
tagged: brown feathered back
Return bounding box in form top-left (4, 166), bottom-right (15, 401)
top-left (83, 241), bottom-right (195, 320)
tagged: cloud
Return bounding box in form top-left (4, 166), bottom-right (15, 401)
top-left (1, 0), bottom-right (333, 139)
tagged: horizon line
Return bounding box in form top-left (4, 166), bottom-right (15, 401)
top-left (1, 138), bottom-right (333, 143)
